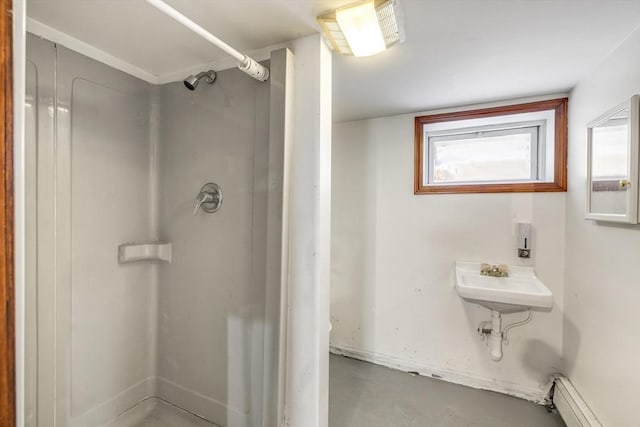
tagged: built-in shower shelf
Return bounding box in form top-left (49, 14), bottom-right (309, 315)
top-left (118, 242), bottom-right (172, 264)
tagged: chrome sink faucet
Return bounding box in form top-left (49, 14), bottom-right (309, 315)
top-left (480, 263), bottom-right (509, 278)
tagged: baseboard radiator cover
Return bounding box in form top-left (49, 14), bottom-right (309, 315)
top-left (552, 375), bottom-right (602, 427)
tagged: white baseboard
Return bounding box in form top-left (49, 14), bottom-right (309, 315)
top-left (552, 376), bottom-right (601, 427)
top-left (330, 345), bottom-right (552, 404)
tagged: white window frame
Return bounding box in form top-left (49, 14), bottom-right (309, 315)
top-left (424, 120), bottom-right (546, 185)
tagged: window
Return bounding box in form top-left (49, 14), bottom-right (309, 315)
top-left (414, 98), bottom-right (567, 194)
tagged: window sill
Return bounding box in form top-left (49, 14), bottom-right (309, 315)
top-left (414, 181), bottom-right (567, 194)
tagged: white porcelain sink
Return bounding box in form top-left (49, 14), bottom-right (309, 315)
top-left (455, 261), bottom-right (553, 313)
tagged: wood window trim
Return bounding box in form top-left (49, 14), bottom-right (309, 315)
top-left (414, 98), bottom-right (568, 194)
top-left (0, 0), bottom-right (14, 424)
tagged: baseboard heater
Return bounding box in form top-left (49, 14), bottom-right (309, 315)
top-left (552, 375), bottom-right (601, 427)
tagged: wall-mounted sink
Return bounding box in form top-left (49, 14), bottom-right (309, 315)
top-left (455, 261), bottom-right (553, 314)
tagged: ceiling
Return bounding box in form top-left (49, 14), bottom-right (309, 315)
top-left (26, 0), bottom-right (354, 79)
top-left (333, 0), bottom-right (640, 121)
top-left (27, 0), bottom-right (640, 122)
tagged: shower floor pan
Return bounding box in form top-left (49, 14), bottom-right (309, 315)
top-left (139, 400), bottom-right (217, 427)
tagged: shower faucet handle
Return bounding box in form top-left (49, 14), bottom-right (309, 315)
top-left (192, 183), bottom-right (223, 215)
top-left (193, 193), bottom-right (213, 215)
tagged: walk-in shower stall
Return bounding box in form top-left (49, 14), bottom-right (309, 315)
top-left (24, 32), bottom-right (291, 427)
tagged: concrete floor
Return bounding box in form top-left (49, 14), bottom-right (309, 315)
top-left (329, 354), bottom-right (565, 427)
top-left (134, 355), bottom-right (564, 426)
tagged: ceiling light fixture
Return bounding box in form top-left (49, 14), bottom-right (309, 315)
top-left (317, 0), bottom-right (404, 57)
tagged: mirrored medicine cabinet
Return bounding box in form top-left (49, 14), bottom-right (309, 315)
top-left (586, 94), bottom-right (640, 223)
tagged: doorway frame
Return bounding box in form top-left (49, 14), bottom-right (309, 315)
top-left (0, 0), bottom-right (15, 425)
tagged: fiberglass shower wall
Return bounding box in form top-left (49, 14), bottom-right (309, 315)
top-left (25, 34), bottom-right (156, 427)
top-left (155, 62), bottom-right (270, 425)
top-left (25, 33), bottom-right (289, 427)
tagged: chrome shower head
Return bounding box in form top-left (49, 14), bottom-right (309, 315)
top-left (184, 70), bottom-right (216, 90)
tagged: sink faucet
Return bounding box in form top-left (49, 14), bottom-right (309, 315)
top-left (480, 263), bottom-right (509, 277)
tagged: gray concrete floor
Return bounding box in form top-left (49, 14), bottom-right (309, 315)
top-left (329, 354), bottom-right (565, 427)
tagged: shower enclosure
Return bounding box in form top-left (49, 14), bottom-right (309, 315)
top-left (24, 33), bottom-right (290, 427)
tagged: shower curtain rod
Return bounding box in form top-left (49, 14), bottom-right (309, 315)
top-left (145, 0), bottom-right (270, 82)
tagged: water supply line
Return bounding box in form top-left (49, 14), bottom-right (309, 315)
top-left (145, 0), bottom-right (270, 82)
top-left (502, 310), bottom-right (532, 345)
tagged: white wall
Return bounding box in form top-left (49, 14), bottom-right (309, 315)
top-left (564, 27), bottom-right (640, 426)
top-left (331, 98), bottom-right (567, 401)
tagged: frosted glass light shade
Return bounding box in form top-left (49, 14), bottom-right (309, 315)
top-left (335, 1), bottom-right (385, 56)
top-left (317, 0), bottom-right (404, 57)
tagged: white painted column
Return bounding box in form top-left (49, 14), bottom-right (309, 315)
top-left (284, 34), bottom-right (332, 427)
